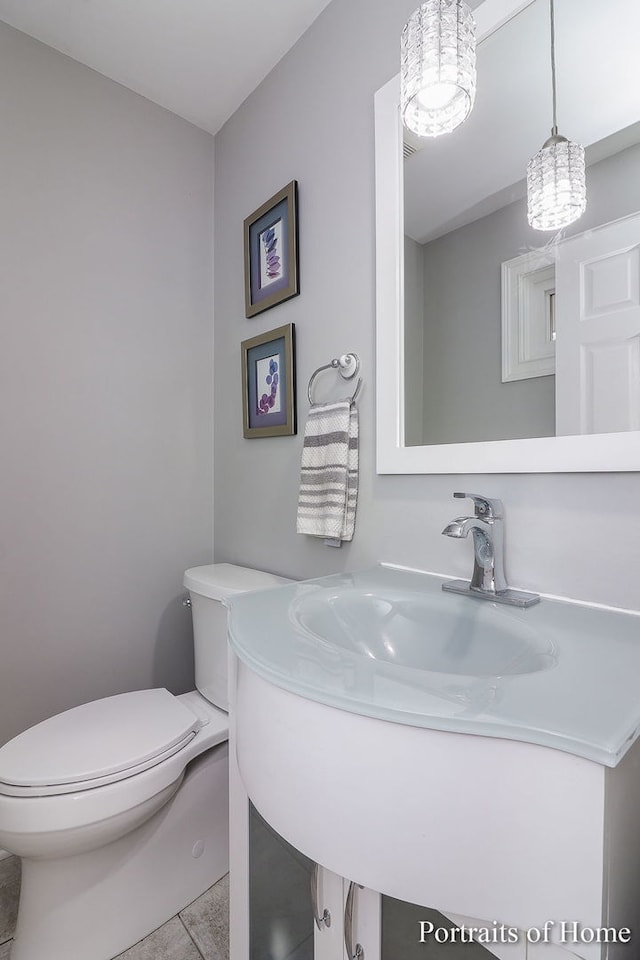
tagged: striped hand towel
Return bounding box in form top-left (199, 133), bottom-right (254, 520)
top-left (296, 398), bottom-right (359, 541)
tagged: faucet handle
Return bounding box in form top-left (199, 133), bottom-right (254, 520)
top-left (453, 492), bottom-right (504, 519)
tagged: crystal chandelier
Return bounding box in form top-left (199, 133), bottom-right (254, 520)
top-left (527, 0), bottom-right (586, 231)
top-left (401, 0), bottom-right (477, 138)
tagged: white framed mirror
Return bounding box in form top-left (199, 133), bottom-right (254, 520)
top-left (375, 0), bottom-right (640, 473)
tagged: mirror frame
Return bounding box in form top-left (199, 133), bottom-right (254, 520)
top-left (375, 0), bottom-right (640, 474)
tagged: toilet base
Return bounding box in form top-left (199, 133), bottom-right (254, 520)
top-left (11, 741), bottom-right (229, 960)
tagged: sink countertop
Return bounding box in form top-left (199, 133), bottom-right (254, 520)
top-left (226, 563), bottom-right (640, 767)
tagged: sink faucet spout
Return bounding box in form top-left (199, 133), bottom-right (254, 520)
top-left (442, 513), bottom-right (507, 595)
top-left (442, 516), bottom-right (485, 540)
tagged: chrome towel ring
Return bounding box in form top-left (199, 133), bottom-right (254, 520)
top-left (307, 353), bottom-right (362, 405)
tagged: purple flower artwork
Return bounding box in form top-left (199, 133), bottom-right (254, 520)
top-left (262, 227), bottom-right (280, 278)
top-left (258, 220), bottom-right (283, 289)
top-left (256, 355), bottom-right (281, 415)
top-left (244, 182), bottom-right (298, 318)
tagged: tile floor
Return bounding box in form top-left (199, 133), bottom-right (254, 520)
top-left (0, 857), bottom-right (19, 955)
top-left (0, 854), bottom-right (229, 960)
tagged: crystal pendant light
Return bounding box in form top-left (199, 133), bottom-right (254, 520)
top-left (401, 0), bottom-right (477, 138)
top-left (527, 0), bottom-right (586, 231)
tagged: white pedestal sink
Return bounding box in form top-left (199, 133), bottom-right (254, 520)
top-left (227, 564), bottom-right (640, 960)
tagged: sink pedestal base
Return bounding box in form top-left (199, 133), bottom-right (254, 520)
top-left (234, 659), bottom-right (640, 960)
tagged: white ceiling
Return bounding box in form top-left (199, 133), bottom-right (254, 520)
top-left (0, 0), bottom-right (334, 134)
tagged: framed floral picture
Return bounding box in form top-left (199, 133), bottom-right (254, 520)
top-left (241, 323), bottom-right (296, 438)
top-left (243, 181), bottom-right (299, 318)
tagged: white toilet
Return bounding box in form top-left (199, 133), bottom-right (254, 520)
top-left (0, 563), bottom-right (288, 960)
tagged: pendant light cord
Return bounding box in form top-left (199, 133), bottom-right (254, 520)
top-left (550, 0), bottom-right (558, 135)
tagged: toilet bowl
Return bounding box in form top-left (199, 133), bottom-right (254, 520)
top-left (0, 563), bottom-right (289, 960)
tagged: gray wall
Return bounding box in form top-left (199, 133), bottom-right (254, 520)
top-left (420, 202), bottom-right (556, 445)
top-left (0, 24), bottom-right (214, 744)
top-left (213, 0), bottom-right (640, 612)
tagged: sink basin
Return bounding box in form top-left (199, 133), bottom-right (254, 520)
top-left (226, 563), bottom-right (640, 767)
top-left (292, 587), bottom-right (553, 677)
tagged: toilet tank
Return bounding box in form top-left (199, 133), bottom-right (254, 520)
top-left (183, 563), bottom-right (291, 711)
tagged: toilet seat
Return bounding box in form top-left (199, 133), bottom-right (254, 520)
top-left (0, 689), bottom-right (202, 798)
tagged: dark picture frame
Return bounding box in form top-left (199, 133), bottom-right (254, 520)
top-left (243, 181), bottom-right (299, 318)
top-left (241, 323), bottom-right (296, 438)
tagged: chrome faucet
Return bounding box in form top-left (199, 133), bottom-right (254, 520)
top-left (442, 493), bottom-right (539, 608)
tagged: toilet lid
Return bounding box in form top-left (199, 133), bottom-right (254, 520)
top-left (0, 689), bottom-right (201, 794)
